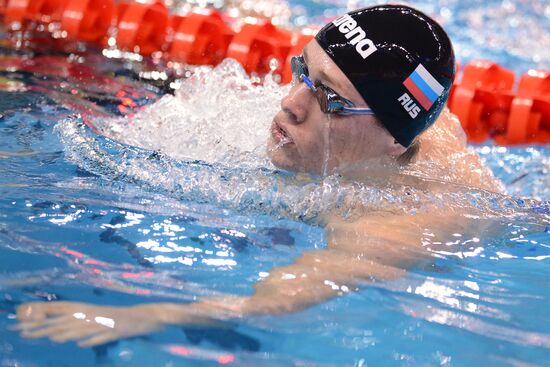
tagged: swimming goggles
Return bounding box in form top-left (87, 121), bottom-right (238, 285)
top-left (290, 55), bottom-right (375, 116)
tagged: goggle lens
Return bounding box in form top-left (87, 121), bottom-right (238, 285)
top-left (291, 56), bottom-right (307, 82)
top-left (290, 55), bottom-right (350, 115)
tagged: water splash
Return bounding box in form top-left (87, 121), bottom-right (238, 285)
top-left (267, 136), bottom-right (293, 154)
top-left (92, 59), bottom-right (285, 170)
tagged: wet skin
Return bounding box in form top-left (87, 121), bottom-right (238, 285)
top-left (267, 41), bottom-right (405, 176)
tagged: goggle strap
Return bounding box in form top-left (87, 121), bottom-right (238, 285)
top-left (341, 107), bottom-right (375, 115)
top-left (301, 74), bottom-right (316, 91)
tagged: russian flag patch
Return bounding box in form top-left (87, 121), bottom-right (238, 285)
top-left (403, 64), bottom-right (444, 111)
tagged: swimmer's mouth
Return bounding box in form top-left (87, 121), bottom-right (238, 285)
top-left (271, 121), bottom-right (293, 143)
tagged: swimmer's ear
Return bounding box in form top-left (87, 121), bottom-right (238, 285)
top-left (387, 139), bottom-right (407, 158)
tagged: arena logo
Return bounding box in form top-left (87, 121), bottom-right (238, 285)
top-left (332, 14), bottom-right (377, 59)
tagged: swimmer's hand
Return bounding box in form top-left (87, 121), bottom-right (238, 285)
top-left (12, 301), bottom-right (220, 347)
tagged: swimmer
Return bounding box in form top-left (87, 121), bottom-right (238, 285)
top-left (12, 5), bottom-right (504, 347)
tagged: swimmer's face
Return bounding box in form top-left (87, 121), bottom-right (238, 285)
top-left (268, 40), bottom-right (406, 176)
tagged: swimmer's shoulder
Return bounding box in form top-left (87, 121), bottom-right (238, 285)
top-left (324, 207), bottom-right (494, 249)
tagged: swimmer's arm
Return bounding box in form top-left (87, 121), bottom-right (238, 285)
top-left (13, 245), bottom-right (408, 347)
top-left (158, 212), bottom-right (427, 321)
top-left (14, 212), bottom-right (433, 346)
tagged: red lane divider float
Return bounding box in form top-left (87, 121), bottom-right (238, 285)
top-left (449, 61), bottom-right (515, 143)
top-left (448, 61), bottom-right (550, 144)
top-left (4, 0), bottom-right (67, 27)
top-left (503, 71), bottom-right (550, 145)
top-left (169, 10), bottom-right (233, 65)
top-left (227, 19), bottom-right (291, 75)
top-left (61, 0), bottom-right (113, 42)
top-left (0, 0), bottom-right (549, 145)
top-left (116, 0), bottom-right (168, 55)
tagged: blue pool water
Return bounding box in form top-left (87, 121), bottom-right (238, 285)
top-left (1, 0), bottom-right (550, 366)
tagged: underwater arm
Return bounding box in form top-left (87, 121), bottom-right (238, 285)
top-left (176, 250), bottom-right (408, 319)
top-left (172, 211), bottom-right (427, 318)
top-left (13, 212), bottom-right (430, 346)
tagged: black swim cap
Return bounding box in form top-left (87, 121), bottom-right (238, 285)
top-left (315, 5), bottom-right (455, 147)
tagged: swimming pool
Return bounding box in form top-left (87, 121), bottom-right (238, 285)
top-left (1, 0), bottom-right (549, 366)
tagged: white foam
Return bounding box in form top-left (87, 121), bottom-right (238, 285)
top-left (94, 59), bottom-right (285, 170)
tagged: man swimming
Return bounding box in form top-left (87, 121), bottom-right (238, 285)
top-left (12, 5), bottom-right (503, 347)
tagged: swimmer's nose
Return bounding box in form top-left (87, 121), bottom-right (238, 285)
top-left (281, 83), bottom-right (311, 124)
